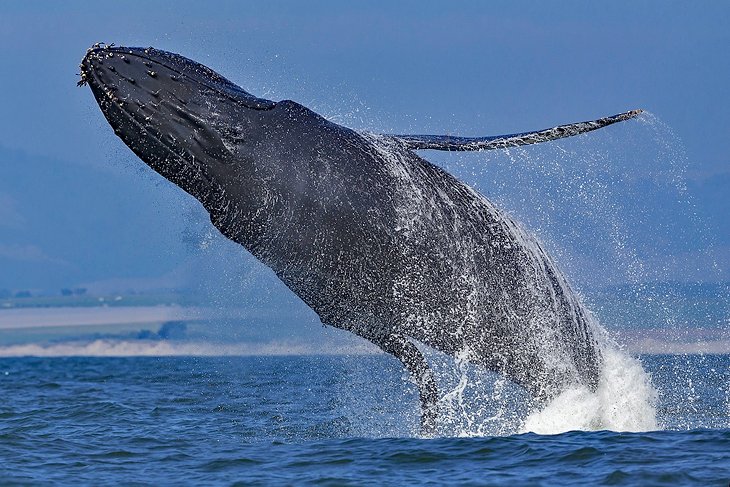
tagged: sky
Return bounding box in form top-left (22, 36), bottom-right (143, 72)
top-left (0, 1), bottom-right (728, 305)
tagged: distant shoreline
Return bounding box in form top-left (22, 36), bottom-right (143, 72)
top-left (0, 305), bottom-right (206, 329)
top-left (0, 306), bottom-right (726, 356)
top-left (0, 338), bottom-right (725, 357)
top-left (613, 328), bottom-right (729, 355)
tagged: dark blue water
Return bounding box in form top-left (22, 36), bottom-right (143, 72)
top-left (1, 355), bottom-right (728, 485)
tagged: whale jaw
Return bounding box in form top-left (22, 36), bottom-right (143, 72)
top-left (79, 43), bottom-right (274, 200)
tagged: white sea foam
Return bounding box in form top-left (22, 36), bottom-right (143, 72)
top-left (0, 339), bottom-right (378, 357)
top-left (521, 346), bottom-right (658, 434)
top-left (422, 339), bottom-right (659, 437)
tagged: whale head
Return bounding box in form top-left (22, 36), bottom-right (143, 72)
top-left (79, 43), bottom-right (275, 202)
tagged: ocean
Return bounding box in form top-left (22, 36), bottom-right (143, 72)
top-left (1, 353), bottom-right (728, 485)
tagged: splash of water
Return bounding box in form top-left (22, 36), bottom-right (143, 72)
top-left (521, 345), bottom-right (658, 434)
top-left (422, 334), bottom-right (658, 437)
top-left (359, 128), bottom-right (660, 437)
top-left (418, 111), bottom-right (725, 437)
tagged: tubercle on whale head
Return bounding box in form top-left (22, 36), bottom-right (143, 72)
top-left (78, 43), bottom-right (275, 109)
top-left (78, 43), bottom-right (276, 203)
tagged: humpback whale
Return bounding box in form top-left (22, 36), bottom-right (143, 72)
top-left (79, 44), bottom-right (641, 432)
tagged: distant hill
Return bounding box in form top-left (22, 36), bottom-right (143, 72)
top-left (0, 146), bottom-right (209, 291)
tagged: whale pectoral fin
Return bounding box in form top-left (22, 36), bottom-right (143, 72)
top-left (386, 109), bottom-right (642, 151)
top-left (366, 333), bottom-right (438, 434)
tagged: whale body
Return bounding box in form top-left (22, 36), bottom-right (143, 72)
top-left (80, 44), bottom-right (641, 431)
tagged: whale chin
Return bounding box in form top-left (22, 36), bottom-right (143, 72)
top-left (78, 43), bottom-right (275, 199)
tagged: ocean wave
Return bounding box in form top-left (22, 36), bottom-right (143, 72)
top-left (625, 338), bottom-right (730, 355)
top-left (0, 339), bottom-right (379, 357)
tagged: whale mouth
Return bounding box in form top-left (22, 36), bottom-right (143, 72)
top-left (79, 43), bottom-right (258, 201)
top-left (78, 43), bottom-right (274, 110)
top-left (79, 43), bottom-right (271, 142)
top-left (79, 43), bottom-right (275, 182)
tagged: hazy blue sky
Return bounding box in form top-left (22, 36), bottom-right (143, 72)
top-left (1, 1), bottom-right (728, 298)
